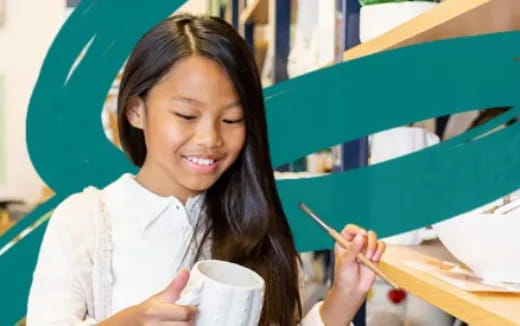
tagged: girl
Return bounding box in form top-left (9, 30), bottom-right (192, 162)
top-left (27, 14), bottom-right (386, 326)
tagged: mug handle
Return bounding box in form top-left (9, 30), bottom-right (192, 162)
top-left (175, 279), bottom-right (204, 306)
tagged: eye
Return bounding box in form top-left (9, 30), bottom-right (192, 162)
top-left (175, 112), bottom-right (196, 120)
top-left (223, 118), bottom-right (244, 124)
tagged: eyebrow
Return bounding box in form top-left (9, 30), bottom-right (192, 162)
top-left (170, 96), bottom-right (203, 105)
top-left (170, 96), bottom-right (241, 110)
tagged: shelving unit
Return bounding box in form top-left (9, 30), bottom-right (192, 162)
top-left (344, 0), bottom-right (520, 61)
top-left (235, 0), bottom-right (291, 86)
top-left (338, 1), bottom-right (520, 324)
top-left (239, 0), bottom-right (268, 24)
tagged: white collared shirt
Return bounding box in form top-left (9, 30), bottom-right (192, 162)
top-left (27, 174), bottom-right (330, 325)
top-left (105, 173), bottom-right (207, 314)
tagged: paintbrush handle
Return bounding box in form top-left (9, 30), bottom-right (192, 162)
top-left (329, 229), bottom-right (399, 289)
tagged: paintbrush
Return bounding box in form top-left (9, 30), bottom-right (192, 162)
top-left (298, 202), bottom-right (399, 289)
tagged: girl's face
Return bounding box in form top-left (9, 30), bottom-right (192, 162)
top-left (127, 55), bottom-right (246, 201)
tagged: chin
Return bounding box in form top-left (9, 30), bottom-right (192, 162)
top-left (184, 179), bottom-right (218, 193)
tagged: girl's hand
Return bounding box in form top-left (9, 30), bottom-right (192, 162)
top-left (98, 269), bottom-right (197, 326)
top-left (332, 224), bottom-right (386, 294)
top-left (136, 269), bottom-right (197, 325)
top-left (320, 224), bottom-right (386, 326)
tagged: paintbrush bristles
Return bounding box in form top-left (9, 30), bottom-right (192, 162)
top-left (298, 202), bottom-right (313, 216)
top-left (298, 202), bottom-right (331, 232)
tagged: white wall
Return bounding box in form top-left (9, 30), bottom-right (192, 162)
top-left (0, 0), bottom-right (66, 206)
top-left (0, 0), bottom-right (208, 207)
top-left (178, 0), bottom-right (209, 15)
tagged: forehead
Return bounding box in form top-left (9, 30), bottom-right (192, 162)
top-left (152, 55), bottom-right (239, 103)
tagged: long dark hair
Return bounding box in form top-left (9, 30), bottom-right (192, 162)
top-left (117, 14), bottom-right (302, 326)
top-left (468, 106), bottom-right (515, 129)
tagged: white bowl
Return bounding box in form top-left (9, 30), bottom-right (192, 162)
top-left (359, 2), bottom-right (438, 43)
top-left (433, 211), bottom-right (520, 283)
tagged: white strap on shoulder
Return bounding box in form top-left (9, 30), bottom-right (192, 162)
top-left (82, 186), bottom-right (114, 320)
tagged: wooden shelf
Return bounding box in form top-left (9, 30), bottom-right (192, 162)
top-left (344, 0), bottom-right (520, 61)
top-left (254, 39), bottom-right (269, 71)
top-left (240, 0), bottom-right (268, 24)
top-left (381, 241), bottom-right (520, 326)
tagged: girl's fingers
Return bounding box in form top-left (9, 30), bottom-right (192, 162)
top-left (335, 224), bottom-right (368, 257)
top-left (371, 241), bottom-right (386, 262)
top-left (154, 303), bottom-right (197, 321)
top-left (365, 230), bottom-right (378, 259)
top-left (338, 232), bottom-right (366, 264)
top-left (340, 224), bottom-right (367, 241)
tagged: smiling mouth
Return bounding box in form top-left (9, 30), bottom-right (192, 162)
top-left (183, 155), bottom-right (220, 166)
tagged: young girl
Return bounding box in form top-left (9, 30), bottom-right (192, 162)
top-left (27, 14), bottom-right (386, 326)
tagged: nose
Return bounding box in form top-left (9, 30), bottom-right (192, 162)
top-left (194, 119), bottom-right (223, 149)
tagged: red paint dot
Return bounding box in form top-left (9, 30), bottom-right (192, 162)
top-left (387, 289), bottom-right (407, 304)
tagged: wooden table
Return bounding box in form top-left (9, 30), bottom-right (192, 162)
top-left (380, 241), bottom-right (520, 325)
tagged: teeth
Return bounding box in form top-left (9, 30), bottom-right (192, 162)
top-left (186, 156), bottom-right (215, 166)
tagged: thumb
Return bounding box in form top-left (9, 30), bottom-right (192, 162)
top-left (161, 269), bottom-right (190, 303)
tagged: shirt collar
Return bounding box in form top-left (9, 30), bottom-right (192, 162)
top-left (105, 173), bottom-right (205, 231)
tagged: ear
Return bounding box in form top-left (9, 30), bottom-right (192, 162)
top-left (126, 96), bottom-right (146, 130)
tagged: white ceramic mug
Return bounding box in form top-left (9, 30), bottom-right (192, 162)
top-left (176, 260), bottom-right (265, 326)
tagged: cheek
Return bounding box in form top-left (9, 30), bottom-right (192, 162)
top-left (145, 117), bottom-right (191, 154)
top-left (226, 126), bottom-right (246, 155)
top-left (163, 125), bottom-right (188, 147)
